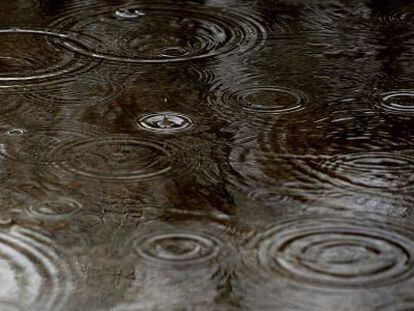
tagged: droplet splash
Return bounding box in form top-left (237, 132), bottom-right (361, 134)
top-left (115, 8), bottom-right (145, 20)
top-left (6, 128), bottom-right (27, 136)
top-left (136, 112), bottom-right (193, 133)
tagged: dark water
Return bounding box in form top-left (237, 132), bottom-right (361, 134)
top-left (0, 0), bottom-right (413, 309)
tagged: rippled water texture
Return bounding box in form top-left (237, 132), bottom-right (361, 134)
top-left (0, 0), bottom-right (413, 310)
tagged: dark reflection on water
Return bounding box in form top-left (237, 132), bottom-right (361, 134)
top-left (0, 0), bottom-right (413, 309)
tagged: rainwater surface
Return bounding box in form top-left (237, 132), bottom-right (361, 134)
top-left (0, 0), bottom-right (413, 310)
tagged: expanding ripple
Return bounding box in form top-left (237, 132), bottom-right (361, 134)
top-left (133, 231), bottom-right (221, 266)
top-left (250, 218), bottom-right (414, 288)
top-left (50, 2), bottom-right (268, 63)
top-left (0, 124), bottom-right (101, 165)
top-left (0, 89), bottom-right (35, 121)
top-left (0, 226), bottom-right (73, 310)
top-left (51, 136), bottom-right (184, 181)
top-left (298, 152), bottom-right (414, 191)
top-left (207, 84), bottom-right (308, 121)
top-left (28, 197), bottom-right (82, 220)
top-left (377, 91), bottom-right (414, 115)
top-left (135, 112), bottom-right (193, 134)
top-left (0, 28), bottom-right (95, 86)
top-left (24, 77), bottom-right (122, 106)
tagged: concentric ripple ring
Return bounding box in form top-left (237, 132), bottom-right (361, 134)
top-left (50, 3), bottom-right (268, 63)
top-left (133, 231), bottom-right (221, 266)
top-left (53, 137), bottom-right (177, 180)
top-left (253, 218), bottom-right (414, 288)
top-left (0, 28), bottom-right (94, 85)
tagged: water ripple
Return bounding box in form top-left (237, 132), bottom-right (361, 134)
top-left (133, 231), bottom-right (220, 267)
top-left (50, 2), bottom-right (268, 63)
top-left (51, 136), bottom-right (185, 181)
top-left (0, 226), bottom-right (73, 310)
top-left (0, 28), bottom-right (95, 86)
top-left (377, 90), bottom-right (414, 115)
top-left (0, 124), bottom-right (102, 165)
top-left (249, 218), bottom-right (414, 288)
top-left (207, 85), bottom-right (307, 120)
top-left (28, 197), bottom-right (82, 220)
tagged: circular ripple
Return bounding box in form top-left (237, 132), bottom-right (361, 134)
top-left (0, 226), bottom-right (73, 310)
top-left (133, 231), bottom-right (220, 266)
top-left (377, 91), bottom-right (414, 115)
top-left (236, 87), bottom-right (305, 114)
top-left (0, 28), bottom-right (94, 86)
top-left (253, 218), bottom-right (414, 288)
top-left (24, 77), bottom-right (122, 106)
top-left (50, 2), bottom-right (267, 63)
top-left (269, 112), bottom-right (414, 155)
top-left (0, 125), bottom-right (101, 165)
top-left (307, 152), bottom-right (414, 190)
top-left (135, 112), bottom-right (193, 133)
top-left (52, 136), bottom-right (180, 180)
top-left (28, 197), bottom-right (82, 219)
top-left (207, 85), bottom-right (307, 121)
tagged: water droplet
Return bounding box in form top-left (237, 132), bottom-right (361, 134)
top-left (6, 128), bottom-right (27, 136)
top-left (115, 8), bottom-right (145, 19)
top-left (251, 218), bottom-right (414, 288)
top-left (136, 112), bottom-right (193, 133)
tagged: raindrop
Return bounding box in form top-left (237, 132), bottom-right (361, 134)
top-left (115, 8), bottom-right (145, 19)
top-left (6, 128), bottom-right (27, 136)
top-left (136, 112), bottom-right (193, 133)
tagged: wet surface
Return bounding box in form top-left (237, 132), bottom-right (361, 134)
top-left (0, 0), bottom-right (413, 310)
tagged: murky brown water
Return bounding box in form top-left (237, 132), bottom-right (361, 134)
top-left (0, 0), bottom-right (413, 310)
